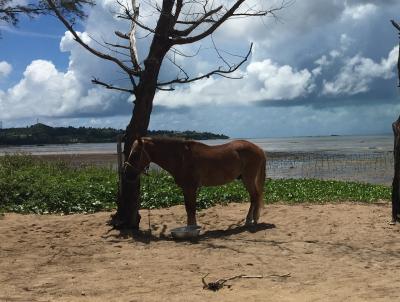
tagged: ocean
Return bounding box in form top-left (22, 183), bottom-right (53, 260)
top-left (0, 135), bottom-right (393, 155)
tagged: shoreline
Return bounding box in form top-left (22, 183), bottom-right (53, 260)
top-left (7, 149), bottom-right (393, 159)
top-left (12, 151), bottom-right (392, 186)
top-left (32, 152), bottom-right (394, 186)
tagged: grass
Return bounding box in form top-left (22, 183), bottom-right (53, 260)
top-left (0, 155), bottom-right (391, 214)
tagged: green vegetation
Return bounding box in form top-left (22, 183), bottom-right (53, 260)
top-left (0, 155), bottom-right (390, 214)
top-left (0, 123), bottom-right (229, 145)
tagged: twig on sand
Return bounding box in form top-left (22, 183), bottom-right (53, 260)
top-left (202, 273), bottom-right (291, 291)
top-left (269, 273), bottom-right (291, 278)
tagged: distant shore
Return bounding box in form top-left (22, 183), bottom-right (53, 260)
top-left (0, 123), bottom-right (229, 146)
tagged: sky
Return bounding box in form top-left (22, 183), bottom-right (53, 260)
top-left (0, 0), bottom-right (400, 138)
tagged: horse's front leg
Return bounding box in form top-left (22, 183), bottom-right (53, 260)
top-left (183, 186), bottom-right (198, 227)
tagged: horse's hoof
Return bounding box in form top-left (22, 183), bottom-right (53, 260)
top-left (245, 220), bottom-right (254, 226)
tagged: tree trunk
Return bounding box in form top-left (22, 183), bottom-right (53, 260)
top-left (111, 0), bottom-right (175, 229)
top-left (112, 86), bottom-right (158, 229)
top-left (392, 117), bottom-right (400, 222)
top-left (391, 21), bottom-right (400, 223)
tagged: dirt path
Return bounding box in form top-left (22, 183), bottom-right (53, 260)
top-left (1, 203), bottom-right (400, 302)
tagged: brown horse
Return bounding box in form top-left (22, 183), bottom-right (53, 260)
top-left (124, 137), bottom-right (266, 227)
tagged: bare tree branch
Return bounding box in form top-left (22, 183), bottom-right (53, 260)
top-left (171, 0), bottom-right (244, 45)
top-left (211, 34), bottom-right (230, 68)
top-left (129, 0), bottom-right (140, 70)
top-left (169, 45), bottom-right (201, 58)
top-left (172, 5), bottom-right (222, 37)
top-left (113, 0), bottom-right (141, 71)
top-left (116, 0), bottom-right (156, 34)
top-left (115, 30), bottom-right (130, 40)
top-left (174, 0), bottom-right (184, 22)
top-left (390, 20), bottom-right (400, 31)
top-left (88, 33), bottom-right (131, 58)
top-left (156, 85), bottom-right (175, 91)
top-left (166, 54), bottom-right (190, 79)
top-left (104, 41), bottom-right (131, 50)
top-left (391, 20), bottom-right (400, 32)
top-left (157, 42), bottom-right (252, 87)
top-left (46, 0), bottom-right (138, 76)
top-left (171, 0), bottom-right (288, 45)
top-left (175, 18), bottom-right (215, 24)
top-left (92, 78), bottom-right (135, 93)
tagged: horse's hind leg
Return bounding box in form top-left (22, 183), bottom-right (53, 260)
top-left (242, 176), bottom-right (261, 225)
top-left (183, 186), bottom-right (198, 227)
top-left (252, 190), bottom-right (262, 224)
top-left (245, 203), bottom-right (255, 226)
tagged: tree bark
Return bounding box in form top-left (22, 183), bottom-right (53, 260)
top-left (113, 88), bottom-right (157, 229)
top-left (392, 117), bottom-right (400, 222)
top-left (392, 21), bottom-right (400, 223)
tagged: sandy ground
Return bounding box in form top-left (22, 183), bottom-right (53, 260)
top-left (1, 202), bottom-right (400, 302)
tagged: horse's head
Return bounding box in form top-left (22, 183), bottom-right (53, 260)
top-left (124, 138), bottom-right (151, 181)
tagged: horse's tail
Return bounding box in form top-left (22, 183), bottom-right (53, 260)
top-left (257, 156), bottom-right (266, 210)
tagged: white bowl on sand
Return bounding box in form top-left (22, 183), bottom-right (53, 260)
top-left (170, 225), bottom-right (201, 239)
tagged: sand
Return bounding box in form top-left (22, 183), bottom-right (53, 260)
top-left (1, 202), bottom-right (400, 302)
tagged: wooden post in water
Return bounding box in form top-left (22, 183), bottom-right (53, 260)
top-left (391, 20), bottom-right (400, 222)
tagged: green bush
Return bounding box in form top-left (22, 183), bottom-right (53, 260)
top-left (0, 155), bottom-right (391, 214)
top-left (0, 155), bottom-right (116, 214)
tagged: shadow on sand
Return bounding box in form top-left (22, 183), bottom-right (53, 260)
top-left (104, 222), bottom-right (275, 245)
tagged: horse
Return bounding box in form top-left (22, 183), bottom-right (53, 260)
top-left (123, 137), bottom-right (267, 227)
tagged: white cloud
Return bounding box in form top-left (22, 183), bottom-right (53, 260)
top-left (0, 60), bottom-right (129, 119)
top-left (0, 0), bottom-right (138, 121)
top-left (60, 31), bottom-right (91, 52)
top-left (339, 34), bottom-right (354, 52)
top-left (322, 46), bottom-right (398, 96)
top-left (245, 59), bottom-right (315, 101)
top-left (0, 61), bottom-right (12, 79)
top-left (155, 58), bottom-right (315, 107)
top-left (342, 3), bottom-right (377, 20)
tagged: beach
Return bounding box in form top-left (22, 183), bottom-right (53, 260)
top-left (1, 202), bottom-right (399, 302)
top-left (0, 135), bottom-right (397, 301)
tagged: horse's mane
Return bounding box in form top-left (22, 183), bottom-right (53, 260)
top-left (144, 136), bottom-right (193, 144)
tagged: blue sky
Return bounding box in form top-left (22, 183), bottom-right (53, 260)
top-left (0, 0), bottom-right (400, 138)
